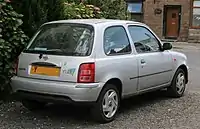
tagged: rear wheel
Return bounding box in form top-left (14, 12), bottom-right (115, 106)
top-left (167, 69), bottom-right (186, 97)
top-left (91, 84), bottom-right (120, 123)
top-left (22, 100), bottom-right (47, 111)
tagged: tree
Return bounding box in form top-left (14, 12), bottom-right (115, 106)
top-left (12, 0), bottom-right (64, 37)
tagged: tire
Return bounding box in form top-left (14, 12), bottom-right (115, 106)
top-left (91, 84), bottom-right (120, 123)
top-left (22, 100), bottom-right (47, 111)
top-left (167, 68), bottom-right (186, 98)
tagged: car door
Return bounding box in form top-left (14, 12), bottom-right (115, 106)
top-left (95, 25), bottom-right (138, 96)
top-left (127, 25), bottom-right (173, 91)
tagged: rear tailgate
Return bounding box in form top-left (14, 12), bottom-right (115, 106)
top-left (16, 23), bottom-right (95, 82)
top-left (17, 53), bottom-right (94, 82)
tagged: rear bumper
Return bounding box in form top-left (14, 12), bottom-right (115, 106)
top-left (11, 76), bottom-right (104, 103)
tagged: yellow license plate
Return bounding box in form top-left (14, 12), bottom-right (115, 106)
top-left (30, 66), bottom-right (61, 76)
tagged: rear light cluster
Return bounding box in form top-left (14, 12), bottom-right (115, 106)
top-left (77, 63), bottom-right (95, 83)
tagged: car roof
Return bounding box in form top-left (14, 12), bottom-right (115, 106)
top-left (44, 19), bottom-right (144, 26)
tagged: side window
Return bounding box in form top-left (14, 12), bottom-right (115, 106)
top-left (104, 26), bottom-right (131, 55)
top-left (128, 26), bottom-right (161, 53)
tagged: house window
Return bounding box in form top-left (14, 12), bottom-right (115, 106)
top-left (127, 2), bottom-right (143, 22)
top-left (127, 2), bottom-right (143, 13)
top-left (192, 0), bottom-right (200, 28)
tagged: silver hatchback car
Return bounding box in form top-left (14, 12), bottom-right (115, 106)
top-left (11, 19), bottom-right (189, 123)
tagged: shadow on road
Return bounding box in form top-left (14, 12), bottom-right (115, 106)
top-left (29, 90), bottom-right (174, 123)
top-left (119, 90), bottom-right (175, 114)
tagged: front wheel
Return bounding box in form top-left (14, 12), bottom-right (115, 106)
top-left (91, 84), bottom-right (120, 123)
top-left (167, 69), bottom-right (186, 97)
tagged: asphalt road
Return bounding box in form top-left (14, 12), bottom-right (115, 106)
top-left (172, 43), bottom-right (200, 92)
top-left (0, 42), bottom-right (200, 129)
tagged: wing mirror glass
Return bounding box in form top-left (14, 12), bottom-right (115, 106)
top-left (163, 42), bottom-right (172, 51)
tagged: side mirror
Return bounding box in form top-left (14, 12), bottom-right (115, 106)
top-left (163, 42), bottom-right (172, 50)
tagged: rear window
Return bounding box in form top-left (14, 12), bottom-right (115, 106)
top-left (24, 23), bottom-right (94, 56)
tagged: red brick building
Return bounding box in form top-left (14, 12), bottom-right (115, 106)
top-left (126, 0), bottom-right (200, 43)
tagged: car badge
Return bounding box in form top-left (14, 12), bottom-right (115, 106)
top-left (43, 55), bottom-right (48, 61)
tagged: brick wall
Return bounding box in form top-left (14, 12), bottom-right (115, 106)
top-left (143, 0), bottom-right (191, 42)
top-left (188, 29), bottom-right (200, 43)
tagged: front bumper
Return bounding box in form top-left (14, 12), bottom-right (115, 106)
top-left (186, 65), bottom-right (189, 84)
top-left (11, 76), bottom-right (104, 103)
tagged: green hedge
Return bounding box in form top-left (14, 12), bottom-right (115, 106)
top-left (0, 0), bottom-right (28, 95)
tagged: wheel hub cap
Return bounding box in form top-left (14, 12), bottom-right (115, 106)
top-left (176, 73), bottom-right (185, 94)
top-left (102, 89), bottom-right (118, 119)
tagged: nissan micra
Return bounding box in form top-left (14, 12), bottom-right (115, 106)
top-left (11, 19), bottom-right (189, 123)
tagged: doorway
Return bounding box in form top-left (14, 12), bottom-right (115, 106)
top-left (163, 5), bottom-right (181, 39)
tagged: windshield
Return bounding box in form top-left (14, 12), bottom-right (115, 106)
top-left (24, 23), bottom-right (94, 56)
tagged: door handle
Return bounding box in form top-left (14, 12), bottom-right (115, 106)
top-left (141, 59), bottom-right (146, 64)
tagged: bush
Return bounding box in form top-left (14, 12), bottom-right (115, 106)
top-left (85, 0), bottom-right (128, 19)
top-left (62, 2), bottom-right (103, 19)
top-left (0, 0), bottom-right (28, 94)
